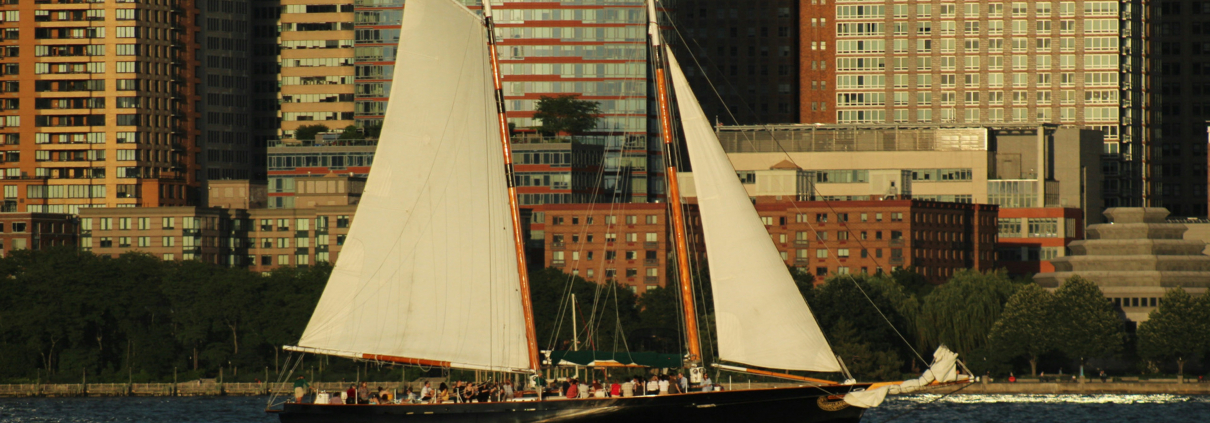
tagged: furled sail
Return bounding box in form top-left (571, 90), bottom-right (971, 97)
top-left (291, 0), bottom-right (531, 372)
top-left (667, 48), bottom-right (841, 373)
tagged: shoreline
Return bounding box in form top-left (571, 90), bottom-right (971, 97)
top-left (2, 381), bottom-right (1210, 398)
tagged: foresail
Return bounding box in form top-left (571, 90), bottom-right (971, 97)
top-left (294, 0), bottom-right (531, 372)
top-left (667, 48), bottom-right (841, 373)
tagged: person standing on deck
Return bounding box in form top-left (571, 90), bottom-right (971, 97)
top-left (293, 376), bottom-right (310, 403)
top-left (621, 378), bottom-right (634, 397)
top-left (677, 373), bottom-right (688, 393)
top-left (701, 375), bottom-right (713, 392)
top-left (610, 380), bottom-right (621, 397)
top-left (657, 375), bottom-right (670, 395)
top-left (645, 376), bottom-right (659, 396)
top-left (577, 380), bottom-right (589, 398)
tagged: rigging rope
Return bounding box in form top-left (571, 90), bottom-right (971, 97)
top-left (663, 15), bottom-right (930, 370)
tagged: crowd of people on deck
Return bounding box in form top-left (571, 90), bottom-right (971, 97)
top-left (548, 372), bottom-right (721, 398)
top-left (292, 371), bottom-right (724, 405)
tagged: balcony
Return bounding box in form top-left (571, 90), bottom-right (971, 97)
top-left (890, 238), bottom-right (904, 247)
top-left (645, 276), bottom-right (658, 283)
top-left (644, 259), bottom-right (658, 266)
top-left (551, 260), bottom-right (565, 266)
top-left (551, 242), bottom-right (564, 250)
top-left (795, 258), bottom-right (811, 265)
top-left (890, 257), bottom-right (904, 265)
top-left (795, 240), bottom-right (810, 246)
top-left (644, 242), bottom-right (658, 249)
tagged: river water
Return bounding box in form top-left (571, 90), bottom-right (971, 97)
top-left (0, 394), bottom-right (1206, 422)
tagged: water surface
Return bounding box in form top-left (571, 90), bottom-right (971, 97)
top-left (0, 394), bottom-right (1206, 422)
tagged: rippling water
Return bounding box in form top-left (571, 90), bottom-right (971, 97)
top-left (0, 394), bottom-right (1206, 422)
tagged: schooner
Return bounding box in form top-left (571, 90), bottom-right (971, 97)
top-left (271, 0), bottom-right (965, 421)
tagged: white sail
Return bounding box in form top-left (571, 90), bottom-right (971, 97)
top-left (667, 48), bottom-right (841, 373)
top-left (293, 0), bottom-right (531, 372)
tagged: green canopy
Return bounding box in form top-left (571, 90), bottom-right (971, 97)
top-left (548, 351), bottom-right (682, 368)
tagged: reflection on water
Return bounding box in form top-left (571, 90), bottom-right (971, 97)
top-left (864, 394), bottom-right (1210, 423)
top-left (0, 394), bottom-right (1207, 423)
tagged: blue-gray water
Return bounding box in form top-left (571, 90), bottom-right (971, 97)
top-left (0, 395), bottom-right (1207, 422)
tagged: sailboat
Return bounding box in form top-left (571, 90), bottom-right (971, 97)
top-left (270, 0), bottom-right (966, 422)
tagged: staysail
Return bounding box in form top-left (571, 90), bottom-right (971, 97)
top-left (667, 48), bottom-right (841, 373)
top-left (290, 0), bottom-right (532, 372)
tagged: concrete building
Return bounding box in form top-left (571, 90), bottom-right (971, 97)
top-left (207, 179), bottom-right (268, 209)
top-left (715, 124), bottom-right (1103, 220)
top-left (672, 1), bottom-right (803, 124)
top-left (0, 0), bottom-right (202, 212)
top-left (278, 0), bottom-right (355, 139)
top-left (818, 0), bottom-right (1149, 210)
top-left (1036, 208), bottom-right (1210, 323)
top-left (0, 212), bottom-right (78, 256)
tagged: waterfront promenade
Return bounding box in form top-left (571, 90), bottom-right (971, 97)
top-left (2, 379), bottom-right (1210, 397)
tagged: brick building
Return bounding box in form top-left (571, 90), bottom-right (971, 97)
top-left (533, 203), bottom-right (697, 294)
top-left (996, 207), bottom-right (1084, 275)
top-left (748, 198), bottom-right (999, 284)
top-left (79, 204), bottom-right (356, 272)
top-left (0, 212), bottom-right (77, 256)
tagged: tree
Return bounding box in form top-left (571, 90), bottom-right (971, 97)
top-left (294, 124), bottom-right (329, 141)
top-left (829, 319), bottom-right (903, 381)
top-left (1137, 289), bottom-right (1210, 379)
top-left (1053, 276), bottom-right (1125, 370)
top-left (989, 284), bottom-right (1058, 376)
top-left (338, 125), bottom-right (362, 140)
top-left (533, 95), bottom-right (600, 135)
top-left (916, 270), bottom-right (1018, 356)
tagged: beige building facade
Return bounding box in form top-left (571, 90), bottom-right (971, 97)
top-left (825, 0), bottom-right (1149, 208)
top-left (278, 0), bottom-right (355, 138)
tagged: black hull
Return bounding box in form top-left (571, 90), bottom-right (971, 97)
top-left (277, 384), bottom-right (868, 423)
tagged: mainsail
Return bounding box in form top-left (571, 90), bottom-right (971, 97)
top-left (290, 0), bottom-right (532, 372)
top-left (667, 48), bottom-right (842, 373)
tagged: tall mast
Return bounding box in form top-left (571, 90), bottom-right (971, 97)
top-left (647, 0), bottom-right (702, 365)
top-left (483, 1), bottom-right (543, 375)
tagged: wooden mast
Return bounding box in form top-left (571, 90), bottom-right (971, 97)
top-left (647, 0), bottom-right (702, 364)
top-left (483, 2), bottom-right (543, 375)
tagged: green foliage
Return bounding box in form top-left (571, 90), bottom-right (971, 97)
top-left (337, 125), bottom-right (362, 140)
top-left (0, 248), bottom-right (331, 383)
top-left (804, 274), bottom-right (915, 374)
top-left (828, 319), bottom-right (903, 381)
top-left (989, 284), bottom-right (1058, 376)
top-left (1137, 289), bottom-right (1210, 376)
top-left (294, 124), bottom-right (330, 141)
top-left (917, 269), bottom-right (1019, 356)
top-left (1053, 276), bottom-right (1125, 364)
top-left (528, 268), bottom-right (639, 352)
top-left (532, 95), bottom-right (601, 135)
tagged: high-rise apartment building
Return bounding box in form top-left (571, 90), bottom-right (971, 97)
top-left (0, 0), bottom-right (202, 213)
top-left (1153, 1), bottom-right (1210, 217)
top-left (278, 0), bottom-right (354, 139)
top-left (672, 1), bottom-right (802, 124)
top-left (347, 1), bottom-right (661, 204)
top-left (816, 0), bottom-right (1150, 209)
top-left (351, 0), bottom-right (401, 128)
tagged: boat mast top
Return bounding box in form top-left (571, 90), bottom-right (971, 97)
top-left (483, 0), bottom-right (543, 375)
top-left (647, 0), bottom-right (703, 365)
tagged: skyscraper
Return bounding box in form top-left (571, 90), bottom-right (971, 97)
top-left (819, 0), bottom-right (1150, 209)
top-left (1153, 1), bottom-right (1210, 218)
top-left (0, 0), bottom-right (202, 212)
top-left (198, 0), bottom-right (255, 182)
top-left (671, 1), bottom-right (803, 125)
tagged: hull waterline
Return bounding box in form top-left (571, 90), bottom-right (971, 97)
top-left (277, 384), bottom-right (868, 423)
